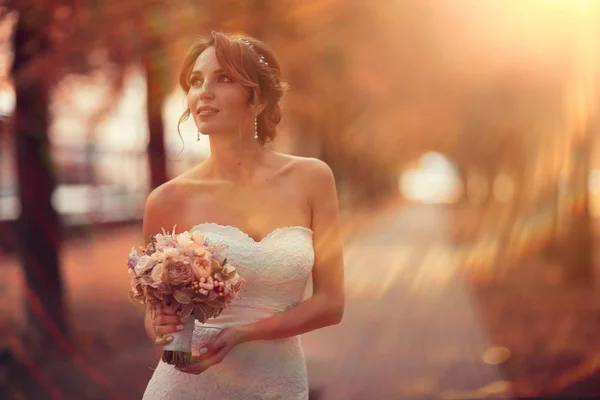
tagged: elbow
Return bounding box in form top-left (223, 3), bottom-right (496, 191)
top-left (323, 298), bottom-right (344, 326)
top-left (328, 307), bottom-right (344, 326)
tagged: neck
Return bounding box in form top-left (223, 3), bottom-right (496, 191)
top-left (205, 133), bottom-right (268, 184)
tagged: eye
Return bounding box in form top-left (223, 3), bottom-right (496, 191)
top-left (218, 74), bottom-right (232, 83)
top-left (189, 77), bottom-right (203, 87)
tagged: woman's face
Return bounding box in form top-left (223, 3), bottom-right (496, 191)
top-left (187, 46), bottom-right (253, 138)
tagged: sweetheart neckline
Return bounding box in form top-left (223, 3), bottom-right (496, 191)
top-left (190, 222), bottom-right (313, 244)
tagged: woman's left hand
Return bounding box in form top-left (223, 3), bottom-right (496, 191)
top-left (175, 327), bottom-right (246, 375)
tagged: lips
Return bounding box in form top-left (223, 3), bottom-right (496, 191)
top-left (196, 106), bottom-right (219, 116)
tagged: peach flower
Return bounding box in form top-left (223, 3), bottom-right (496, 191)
top-left (162, 261), bottom-right (194, 286)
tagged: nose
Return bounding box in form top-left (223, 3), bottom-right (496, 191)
top-left (199, 81), bottom-right (215, 101)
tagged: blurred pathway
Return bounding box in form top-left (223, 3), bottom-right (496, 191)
top-left (303, 203), bottom-right (512, 399)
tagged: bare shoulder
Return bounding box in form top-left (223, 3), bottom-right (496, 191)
top-left (300, 157), bottom-right (334, 180)
top-left (288, 155), bottom-right (335, 190)
top-left (273, 153), bottom-right (334, 182)
top-left (142, 178), bottom-right (196, 241)
top-left (273, 153), bottom-right (336, 202)
top-left (145, 180), bottom-right (184, 211)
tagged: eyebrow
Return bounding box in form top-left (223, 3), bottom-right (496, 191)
top-left (189, 68), bottom-right (225, 78)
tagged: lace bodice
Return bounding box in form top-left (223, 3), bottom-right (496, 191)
top-left (142, 222), bottom-right (314, 400)
top-left (191, 222), bottom-right (315, 316)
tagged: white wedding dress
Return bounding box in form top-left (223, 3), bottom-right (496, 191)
top-left (142, 222), bottom-right (314, 400)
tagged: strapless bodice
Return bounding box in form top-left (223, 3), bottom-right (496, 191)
top-left (190, 222), bottom-right (315, 328)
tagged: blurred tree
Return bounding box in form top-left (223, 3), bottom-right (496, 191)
top-left (5, 0), bottom-right (179, 348)
top-left (10, 2), bottom-right (68, 348)
top-left (142, 5), bottom-right (170, 190)
top-left (279, 0), bottom-right (401, 204)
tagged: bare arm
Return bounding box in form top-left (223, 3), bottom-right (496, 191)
top-left (141, 184), bottom-right (183, 343)
top-left (234, 159), bottom-right (345, 343)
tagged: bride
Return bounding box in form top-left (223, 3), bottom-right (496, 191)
top-left (141, 31), bottom-right (345, 399)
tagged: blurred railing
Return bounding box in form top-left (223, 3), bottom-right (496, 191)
top-left (0, 138), bottom-right (203, 254)
top-left (50, 145), bottom-right (149, 226)
top-left (1, 145), bottom-right (144, 224)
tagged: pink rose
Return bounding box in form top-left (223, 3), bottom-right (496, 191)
top-left (162, 260), bottom-right (194, 286)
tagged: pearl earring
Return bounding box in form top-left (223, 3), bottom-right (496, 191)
top-left (254, 115), bottom-right (259, 140)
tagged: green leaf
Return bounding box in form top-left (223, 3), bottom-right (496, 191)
top-left (173, 288), bottom-right (193, 304)
top-left (194, 304), bottom-right (207, 324)
top-left (180, 303), bottom-right (194, 320)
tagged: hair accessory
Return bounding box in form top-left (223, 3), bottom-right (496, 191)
top-left (239, 39), bottom-right (279, 88)
top-left (241, 39), bottom-right (268, 66)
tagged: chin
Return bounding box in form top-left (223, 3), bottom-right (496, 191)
top-left (197, 124), bottom-right (213, 136)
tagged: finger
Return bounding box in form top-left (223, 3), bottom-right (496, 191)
top-left (212, 347), bottom-right (228, 364)
top-left (153, 315), bottom-right (181, 325)
top-left (192, 348), bottom-right (225, 367)
top-left (154, 335), bottom-right (174, 346)
top-left (154, 323), bottom-right (184, 336)
top-left (177, 366), bottom-right (207, 375)
top-left (176, 359), bottom-right (209, 374)
top-left (189, 348), bottom-right (209, 362)
top-left (155, 314), bottom-right (182, 324)
top-left (204, 337), bottom-right (227, 355)
top-left (161, 307), bottom-right (177, 316)
top-left (153, 306), bottom-right (177, 318)
top-left (204, 342), bottom-right (218, 355)
top-left (177, 350), bottom-right (216, 374)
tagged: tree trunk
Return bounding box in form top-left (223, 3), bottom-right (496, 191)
top-left (144, 42), bottom-right (169, 190)
top-left (12, 9), bottom-right (68, 347)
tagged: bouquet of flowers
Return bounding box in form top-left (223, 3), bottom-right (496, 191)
top-left (128, 226), bottom-right (244, 366)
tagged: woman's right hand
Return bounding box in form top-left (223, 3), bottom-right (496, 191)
top-left (151, 306), bottom-right (184, 346)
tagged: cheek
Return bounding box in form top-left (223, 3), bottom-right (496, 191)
top-left (187, 89), bottom-right (199, 109)
top-left (222, 90), bottom-right (251, 115)
top-left (227, 86), bottom-right (250, 105)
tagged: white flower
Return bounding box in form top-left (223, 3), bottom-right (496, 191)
top-left (192, 231), bottom-right (205, 245)
top-left (154, 233), bottom-right (177, 249)
top-left (176, 231), bottom-right (194, 248)
top-left (128, 248), bottom-right (139, 260)
top-left (193, 247), bottom-right (210, 258)
top-left (151, 263), bottom-right (165, 282)
top-left (128, 248), bottom-right (139, 269)
top-left (163, 248), bottom-right (179, 259)
top-left (223, 264), bottom-right (235, 274)
top-left (153, 233), bottom-right (167, 246)
top-left (151, 251), bottom-right (166, 263)
top-left (134, 255), bottom-right (154, 275)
